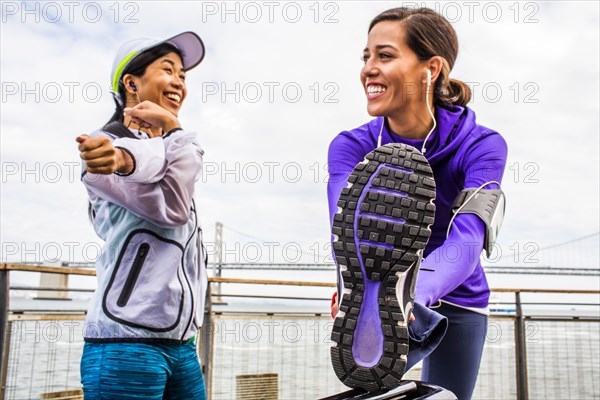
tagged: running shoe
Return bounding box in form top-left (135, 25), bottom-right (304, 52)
top-left (330, 143), bottom-right (436, 391)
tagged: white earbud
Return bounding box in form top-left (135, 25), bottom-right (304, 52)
top-left (422, 69), bottom-right (436, 155)
top-left (376, 69), bottom-right (436, 152)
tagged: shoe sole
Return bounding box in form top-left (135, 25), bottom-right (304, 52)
top-left (330, 144), bottom-right (436, 391)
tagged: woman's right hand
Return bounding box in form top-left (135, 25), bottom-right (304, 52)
top-left (124, 101), bottom-right (181, 134)
top-left (76, 135), bottom-right (133, 175)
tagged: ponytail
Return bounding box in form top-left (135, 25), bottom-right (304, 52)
top-left (445, 79), bottom-right (471, 107)
top-left (433, 58), bottom-right (471, 107)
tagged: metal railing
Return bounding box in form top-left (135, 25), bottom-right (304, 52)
top-left (1, 263), bottom-right (599, 399)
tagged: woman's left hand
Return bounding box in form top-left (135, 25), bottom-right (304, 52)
top-left (124, 101), bottom-right (181, 134)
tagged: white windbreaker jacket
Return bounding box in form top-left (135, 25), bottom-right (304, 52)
top-left (81, 124), bottom-right (208, 343)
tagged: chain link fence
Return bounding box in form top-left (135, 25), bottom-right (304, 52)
top-left (2, 314), bottom-right (599, 399)
top-left (1, 264), bottom-right (599, 400)
top-left (2, 318), bottom-right (84, 399)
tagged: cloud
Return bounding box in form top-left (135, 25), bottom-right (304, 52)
top-left (1, 1), bottom-right (598, 276)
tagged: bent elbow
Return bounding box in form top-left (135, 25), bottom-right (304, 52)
top-left (164, 204), bottom-right (191, 227)
top-left (141, 202), bottom-right (190, 228)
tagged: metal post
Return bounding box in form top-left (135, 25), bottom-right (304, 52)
top-left (0, 321), bottom-right (10, 400)
top-left (514, 291), bottom-right (529, 400)
top-left (213, 222), bottom-right (223, 302)
top-left (0, 267), bottom-right (9, 399)
top-left (200, 284), bottom-right (213, 400)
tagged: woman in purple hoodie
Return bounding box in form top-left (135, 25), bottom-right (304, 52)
top-left (328, 7), bottom-right (507, 400)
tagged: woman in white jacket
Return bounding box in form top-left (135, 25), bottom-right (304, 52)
top-left (76, 32), bottom-right (208, 399)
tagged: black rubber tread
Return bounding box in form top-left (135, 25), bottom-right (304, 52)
top-left (330, 144), bottom-right (436, 392)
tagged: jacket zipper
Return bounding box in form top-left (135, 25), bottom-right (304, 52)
top-left (193, 227), bottom-right (208, 330)
top-left (180, 201), bottom-right (198, 341)
top-left (117, 242), bottom-right (150, 307)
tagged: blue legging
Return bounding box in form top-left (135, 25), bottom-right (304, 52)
top-left (81, 341), bottom-right (206, 400)
top-left (421, 302), bottom-right (488, 400)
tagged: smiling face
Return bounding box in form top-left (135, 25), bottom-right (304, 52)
top-left (131, 52), bottom-right (187, 116)
top-left (361, 21), bottom-right (427, 119)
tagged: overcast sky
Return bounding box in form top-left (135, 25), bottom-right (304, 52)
top-left (1, 1), bottom-right (599, 284)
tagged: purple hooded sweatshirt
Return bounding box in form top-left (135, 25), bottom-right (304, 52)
top-left (327, 103), bottom-right (508, 309)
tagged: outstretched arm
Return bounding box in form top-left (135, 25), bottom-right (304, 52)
top-left (79, 130), bottom-right (203, 228)
top-left (415, 133), bottom-right (508, 307)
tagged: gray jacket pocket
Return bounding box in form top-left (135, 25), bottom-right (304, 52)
top-left (103, 229), bottom-right (185, 332)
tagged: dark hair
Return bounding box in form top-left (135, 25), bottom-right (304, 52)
top-left (104, 43), bottom-right (183, 128)
top-left (369, 7), bottom-right (471, 107)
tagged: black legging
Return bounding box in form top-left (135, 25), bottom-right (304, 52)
top-left (421, 302), bottom-right (488, 400)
